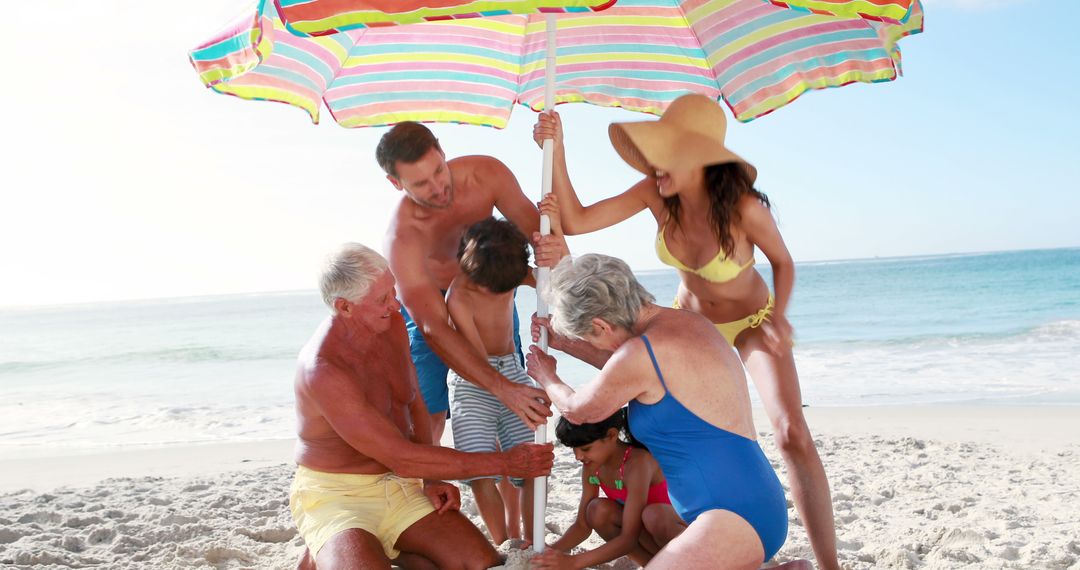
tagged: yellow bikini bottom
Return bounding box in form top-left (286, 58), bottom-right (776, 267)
top-left (673, 295), bottom-right (774, 346)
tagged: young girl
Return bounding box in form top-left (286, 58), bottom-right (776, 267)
top-left (531, 409), bottom-right (685, 569)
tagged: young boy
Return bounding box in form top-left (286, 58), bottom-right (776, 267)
top-left (445, 217), bottom-right (538, 546)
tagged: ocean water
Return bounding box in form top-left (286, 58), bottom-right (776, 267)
top-left (2, 248), bottom-right (1077, 458)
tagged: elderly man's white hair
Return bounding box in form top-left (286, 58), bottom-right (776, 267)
top-left (320, 242), bottom-right (390, 312)
top-left (543, 254), bottom-right (655, 340)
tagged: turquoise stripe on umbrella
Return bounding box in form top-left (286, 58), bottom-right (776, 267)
top-left (332, 71), bottom-right (520, 91)
top-left (350, 44), bottom-right (524, 64)
top-left (333, 90), bottom-right (514, 109)
top-left (519, 69), bottom-right (719, 92)
top-left (191, 30), bottom-right (254, 62)
top-left (274, 43), bottom-right (341, 83)
top-left (715, 35), bottom-right (889, 86)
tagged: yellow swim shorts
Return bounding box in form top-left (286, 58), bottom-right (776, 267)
top-left (673, 295), bottom-right (774, 346)
top-left (289, 465), bottom-right (435, 560)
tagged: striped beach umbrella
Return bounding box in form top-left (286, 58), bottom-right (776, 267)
top-left (189, 0), bottom-right (923, 126)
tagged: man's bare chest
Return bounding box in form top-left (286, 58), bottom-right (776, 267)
top-left (351, 355), bottom-right (414, 412)
top-left (421, 203), bottom-right (497, 261)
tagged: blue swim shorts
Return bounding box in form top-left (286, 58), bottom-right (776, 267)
top-left (400, 295), bottom-right (523, 415)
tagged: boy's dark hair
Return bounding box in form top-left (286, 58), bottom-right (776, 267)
top-left (376, 122), bottom-right (442, 177)
top-left (457, 217), bottom-right (530, 294)
top-left (555, 408), bottom-right (645, 449)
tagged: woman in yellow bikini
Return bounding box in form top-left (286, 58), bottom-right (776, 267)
top-left (533, 94), bottom-right (840, 570)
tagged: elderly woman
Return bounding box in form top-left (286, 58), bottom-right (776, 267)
top-left (526, 253), bottom-right (790, 569)
top-left (534, 94), bottom-right (838, 570)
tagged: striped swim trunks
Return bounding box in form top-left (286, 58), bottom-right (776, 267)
top-left (449, 353), bottom-right (537, 486)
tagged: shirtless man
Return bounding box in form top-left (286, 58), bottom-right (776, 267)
top-left (379, 122), bottom-right (552, 441)
top-left (291, 243), bottom-right (555, 569)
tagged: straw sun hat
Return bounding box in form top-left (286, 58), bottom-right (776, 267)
top-left (608, 93), bottom-right (757, 183)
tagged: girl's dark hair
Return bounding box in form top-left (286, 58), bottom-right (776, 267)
top-left (555, 408), bottom-right (645, 449)
top-left (662, 162), bottom-right (770, 258)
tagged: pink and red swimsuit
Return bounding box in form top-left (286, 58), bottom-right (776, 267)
top-left (591, 447), bottom-right (671, 505)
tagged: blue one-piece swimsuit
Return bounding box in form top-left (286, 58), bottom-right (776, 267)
top-left (628, 335), bottom-right (788, 562)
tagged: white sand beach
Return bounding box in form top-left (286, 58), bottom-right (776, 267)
top-left (2, 406), bottom-right (1078, 569)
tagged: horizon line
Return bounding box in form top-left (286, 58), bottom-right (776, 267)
top-left (5, 244), bottom-right (1077, 311)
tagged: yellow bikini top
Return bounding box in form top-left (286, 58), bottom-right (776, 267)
top-left (655, 223), bottom-right (755, 283)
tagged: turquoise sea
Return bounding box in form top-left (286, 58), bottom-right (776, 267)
top-left (1, 248), bottom-right (1077, 458)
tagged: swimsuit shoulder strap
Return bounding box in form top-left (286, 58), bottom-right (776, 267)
top-left (592, 446), bottom-right (632, 488)
top-left (617, 446), bottom-right (632, 480)
top-left (640, 335), bottom-right (669, 392)
top-left (657, 211), bottom-right (676, 244)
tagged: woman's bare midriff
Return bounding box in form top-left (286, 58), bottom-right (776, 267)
top-left (674, 269), bottom-right (772, 324)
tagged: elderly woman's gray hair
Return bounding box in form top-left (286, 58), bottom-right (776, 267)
top-left (320, 243), bottom-right (390, 312)
top-left (543, 254), bottom-right (655, 339)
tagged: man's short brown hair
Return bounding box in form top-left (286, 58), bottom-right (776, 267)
top-left (376, 122), bottom-right (443, 177)
top-left (458, 217), bottom-right (530, 294)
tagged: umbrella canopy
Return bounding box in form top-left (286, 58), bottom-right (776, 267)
top-left (190, 0), bottom-right (922, 125)
top-left (274, 0), bottom-right (617, 36)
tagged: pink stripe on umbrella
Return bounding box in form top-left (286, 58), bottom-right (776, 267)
top-left (263, 53), bottom-right (335, 90)
top-left (518, 62), bottom-right (713, 85)
top-left (362, 23), bottom-right (524, 44)
top-left (327, 80), bottom-right (518, 100)
top-left (274, 31), bottom-right (349, 72)
top-left (333, 99), bottom-right (509, 120)
top-left (519, 90), bottom-right (693, 112)
top-left (551, 60), bottom-right (715, 77)
top-left (712, 20), bottom-right (879, 76)
top-left (524, 31), bottom-right (703, 51)
top-left (722, 36), bottom-right (887, 88)
top-left (337, 61), bottom-right (522, 83)
top-left (689, 0), bottom-right (771, 34)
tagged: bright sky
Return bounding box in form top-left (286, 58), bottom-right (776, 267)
top-left (2, 0), bottom-right (1077, 307)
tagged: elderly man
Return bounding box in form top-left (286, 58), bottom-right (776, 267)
top-left (291, 243), bottom-right (555, 569)
top-left (379, 122), bottom-right (552, 442)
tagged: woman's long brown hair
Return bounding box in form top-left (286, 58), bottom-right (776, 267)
top-left (662, 163), bottom-right (771, 258)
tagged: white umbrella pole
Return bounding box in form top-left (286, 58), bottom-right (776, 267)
top-left (533, 12), bottom-right (557, 555)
